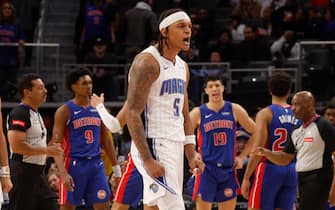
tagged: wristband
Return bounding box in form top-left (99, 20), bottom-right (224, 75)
top-left (184, 135), bottom-right (196, 145)
top-left (112, 165), bottom-right (122, 178)
top-left (0, 165), bottom-right (10, 175)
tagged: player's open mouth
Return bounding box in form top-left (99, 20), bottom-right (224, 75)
top-left (183, 37), bottom-right (190, 44)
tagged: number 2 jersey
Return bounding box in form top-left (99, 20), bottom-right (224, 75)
top-left (265, 104), bottom-right (299, 157)
top-left (249, 104), bottom-right (300, 209)
top-left (198, 101), bottom-right (236, 170)
top-left (64, 100), bottom-right (102, 158)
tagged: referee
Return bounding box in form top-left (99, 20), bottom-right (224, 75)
top-left (7, 74), bottom-right (63, 210)
top-left (254, 91), bottom-right (335, 210)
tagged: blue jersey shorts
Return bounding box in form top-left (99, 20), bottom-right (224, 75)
top-left (195, 163), bottom-right (237, 203)
top-left (60, 156), bottom-right (111, 206)
top-left (249, 162), bottom-right (297, 210)
top-left (114, 154), bottom-right (143, 207)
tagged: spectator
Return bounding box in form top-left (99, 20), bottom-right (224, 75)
top-left (192, 8), bottom-right (213, 60)
top-left (271, 0), bottom-right (298, 36)
top-left (321, 7), bottom-right (335, 40)
top-left (84, 36), bottom-right (120, 101)
top-left (294, 7), bottom-right (310, 39)
top-left (235, 129), bottom-right (250, 210)
top-left (117, 0), bottom-right (157, 62)
top-left (258, 5), bottom-right (273, 37)
top-left (12, 0), bottom-right (40, 66)
top-left (48, 173), bottom-right (60, 196)
top-left (180, 47), bottom-right (200, 62)
top-left (212, 29), bottom-right (237, 62)
top-left (323, 101), bottom-right (335, 126)
top-left (306, 6), bottom-right (324, 39)
top-left (0, 2), bottom-right (24, 101)
top-left (229, 15), bottom-right (246, 41)
top-left (232, 0), bottom-right (262, 19)
top-left (77, 0), bottom-right (115, 62)
top-left (270, 30), bottom-right (299, 67)
top-left (238, 25), bottom-right (271, 64)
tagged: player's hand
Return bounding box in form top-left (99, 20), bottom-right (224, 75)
top-left (60, 172), bottom-right (75, 192)
top-left (1, 176), bottom-right (13, 193)
top-left (234, 156), bottom-right (244, 169)
top-left (241, 178), bottom-right (251, 200)
top-left (251, 147), bottom-right (269, 157)
top-left (329, 185), bottom-right (335, 207)
top-left (109, 176), bottom-right (121, 195)
top-left (46, 143), bottom-right (63, 157)
top-left (90, 93), bottom-right (104, 108)
top-left (188, 152), bottom-right (205, 175)
top-left (143, 158), bottom-right (165, 178)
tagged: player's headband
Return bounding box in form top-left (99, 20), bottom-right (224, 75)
top-left (159, 11), bottom-right (191, 31)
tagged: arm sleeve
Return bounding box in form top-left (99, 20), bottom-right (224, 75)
top-left (96, 103), bottom-right (122, 133)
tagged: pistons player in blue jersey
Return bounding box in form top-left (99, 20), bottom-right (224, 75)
top-left (189, 75), bottom-right (255, 210)
top-left (241, 72), bottom-right (300, 210)
top-left (52, 67), bottom-right (121, 210)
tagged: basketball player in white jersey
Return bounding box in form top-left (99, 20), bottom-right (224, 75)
top-left (126, 8), bottom-right (205, 210)
top-left (0, 97), bottom-right (12, 208)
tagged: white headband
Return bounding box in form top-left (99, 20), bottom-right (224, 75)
top-left (159, 11), bottom-right (191, 31)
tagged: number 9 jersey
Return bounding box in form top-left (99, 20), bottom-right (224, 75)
top-left (64, 100), bottom-right (102, 158)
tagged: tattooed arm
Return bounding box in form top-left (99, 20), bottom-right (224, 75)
top-left (125, 53), bottom-right (165, 178)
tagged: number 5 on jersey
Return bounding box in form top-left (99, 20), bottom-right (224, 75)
top-left (173, 98), bottom-right (180, 117)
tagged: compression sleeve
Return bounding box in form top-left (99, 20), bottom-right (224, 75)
top-left (96, 103), bottom-right (122, 133)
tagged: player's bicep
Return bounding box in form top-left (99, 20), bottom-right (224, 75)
top-left (127, 54), bottom-right (159, 115)
top-left (189, 107), bottom-right (200, 129)
top-left (253, 109), bottom-right (271, 147)
top-left (52, 105), bottom-right (69, 143)
top-left (100, 124), bottom-right (111, 147)
top-left (116, 101), bottom-right (127, 127)
top-left (234, 103), bottom-right (255, 134)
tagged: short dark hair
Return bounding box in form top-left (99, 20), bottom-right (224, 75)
top-left (66, 66), bottom-right (92, 91)
top-left (268, 72), bottom-right (292, 97)
top-left (17, 73), bottom-right (43, 97)
top-left (325, 101), bottom-right (335, 110)
top-left (157, 8), bottom-right (185, 55)
top-left (204, 74), bottom-right (226, 87)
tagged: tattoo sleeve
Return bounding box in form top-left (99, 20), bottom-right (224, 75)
top-left (126, 54), bottom-right (159, 161)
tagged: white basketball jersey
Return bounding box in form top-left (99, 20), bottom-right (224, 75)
top-left (141, 46), bottom-right (187, 142)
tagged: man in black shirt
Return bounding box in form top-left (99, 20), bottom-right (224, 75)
top-left (254, 91), bottom-right (335, 210)
top-left (7, 74), bottom-right (63, 210)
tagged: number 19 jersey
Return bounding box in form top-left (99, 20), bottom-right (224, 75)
top-left (198, 101), bottom-right (236, 168)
